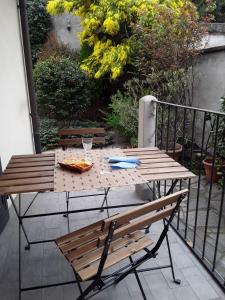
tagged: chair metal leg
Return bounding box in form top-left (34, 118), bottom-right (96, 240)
top-left (163, 219), bottom-right (181, 284)
top-left (129, 256), bottom-right (147, 300)
top-left (76, 280), bottom-right (98, 300)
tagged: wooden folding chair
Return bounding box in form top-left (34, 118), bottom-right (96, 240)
top-left (55, 189), bottom-right (188, 299)
top-left (58, 128), bottom-right (109, 229)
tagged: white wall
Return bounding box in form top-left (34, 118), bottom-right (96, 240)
top-left (0, 0), bottom-right (35, 170)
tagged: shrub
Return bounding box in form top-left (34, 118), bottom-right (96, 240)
top-left (33, 55), bottom-right (101, 121)
top-left (27, 0), bottom-right (51, 63)
top-left (39, 118), bottom-right (60, 151)
top-left (106, 78), bottom-right (149, 146)
top-left (46, 0), bottom-right (199, 80)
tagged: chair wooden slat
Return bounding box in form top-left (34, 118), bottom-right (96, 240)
top-left (76, 235), bottom-right (153, 281)
top-left (73, 231), bottom-right (146, 271)
top-left (142, 172), bottom-right (195, 181)
top-left (98, 206), bottom-right (175, 247)
top-left (102, 190), bottom-right (188, 231)
top-left (56, 219), bottom-right (103, 246)
top-left (137, 166), bottom-right (188, 174)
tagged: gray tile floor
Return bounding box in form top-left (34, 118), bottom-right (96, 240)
top-left (0, 186), bottom-right (224, 300)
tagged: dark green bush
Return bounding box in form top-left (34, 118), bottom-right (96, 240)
top-left (34, 55), bottom-right (101, 121)
top-left (40, 118), bottom-right (60, 151)
top-left (27, 0), bottom-right (51, 63)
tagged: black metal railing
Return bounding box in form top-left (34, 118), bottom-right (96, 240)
top-left (155, 100), bottom-right (225, 290)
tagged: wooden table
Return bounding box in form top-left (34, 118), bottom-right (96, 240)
top-left (0, 147), bottom-right (194, 195)
top-left (0, 147), bottom-right (195, 299)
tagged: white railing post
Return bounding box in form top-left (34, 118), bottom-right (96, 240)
top-left (136, 95), bottom-right (158, 200)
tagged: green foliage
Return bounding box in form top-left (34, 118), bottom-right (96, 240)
top-left (40, 118), bottom-right (60, 151)
top-left (193, 0), bottom-right (225, 22)
top-left (106, 78), bottom-right (149, 146)
top-left (33, 55), bottom-right (101, 121)
top-left (27, 0), bottom-right (51, 63)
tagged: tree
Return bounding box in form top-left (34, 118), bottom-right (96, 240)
top-left (46, 0), bottom-right (200, 80)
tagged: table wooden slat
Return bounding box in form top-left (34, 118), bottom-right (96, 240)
top-left (138, 167), bottom-right (188, 175)
top-left (0, 182), bottom-right (54, 195)
top-left (139, 162), bottom-right (180, 168)
top-left (7, 161), bottom-right (55, 168)
top-left (4, 166), bottom-right (54, 174)
top-left (142, 172), bottom-right (195, 181)
top-left (10, 157), bottom-right (55, 163)
top-left (0, 177), bottom-right (53, 187)
top-left (12, 153), bottom-right (54, 159)
top-left (0, 171), bottom-right (54, 180)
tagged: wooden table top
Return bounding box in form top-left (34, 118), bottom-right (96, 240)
top-left (0, 147), bottom-right (195, 195)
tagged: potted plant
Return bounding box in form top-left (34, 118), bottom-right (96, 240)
top-left (203, 97), bottom-right (225, 183)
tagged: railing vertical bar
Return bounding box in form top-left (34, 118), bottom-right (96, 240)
top-left (193, 112), bottom-right (207, 248)
top-left (155, 102), bottom-right (158, 147)
top-left (160, 105), bottom-right (164, 149)
top-left (202, 115), bottom-right (220, 260)
top-left (173, 106), bottom-right (178, 158)
top-left (185, 110), bottom-right (196, 240)
top-left (212, 173), bottom-right (225, 272)
top-left (177, 108), bottom-right (187, 232)
top-left (166, 105), bottom-right (171, 152)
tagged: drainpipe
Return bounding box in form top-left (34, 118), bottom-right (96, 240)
top-left (18, 0), bottom-right (41, 153)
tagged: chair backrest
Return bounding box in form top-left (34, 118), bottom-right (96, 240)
top-left (58, 128), bottom-right (105, 150)
top-left (98, 189), bottom-right (188, 247)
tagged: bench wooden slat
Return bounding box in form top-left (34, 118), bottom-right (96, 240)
top-left (59, 137), bottom-right (105, 146)
top-left (123, 147), bottom-right (158, 152)
top-left (4, 166), bottom-right (54, 174)
top-left (58, 128), bottom-right (105, 136)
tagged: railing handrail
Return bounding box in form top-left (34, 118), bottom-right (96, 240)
top-left (154, 99), bottom-right (225, 117)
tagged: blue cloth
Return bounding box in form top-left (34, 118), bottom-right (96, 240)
top-left (108, 156), bottom-right (140, 164)
top-left (111, 162), bottom-right (138, 169)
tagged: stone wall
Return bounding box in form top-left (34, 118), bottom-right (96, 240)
top-left (51, 13), bottom-right (81, 50)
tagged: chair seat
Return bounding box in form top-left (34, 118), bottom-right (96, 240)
top-left (56, 221), bottom-right (154, 281)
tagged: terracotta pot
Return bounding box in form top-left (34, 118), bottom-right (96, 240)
top-left (202, 158), bottom-right (225, 183)
top-left (166, 143), bottom-right (183, 162)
